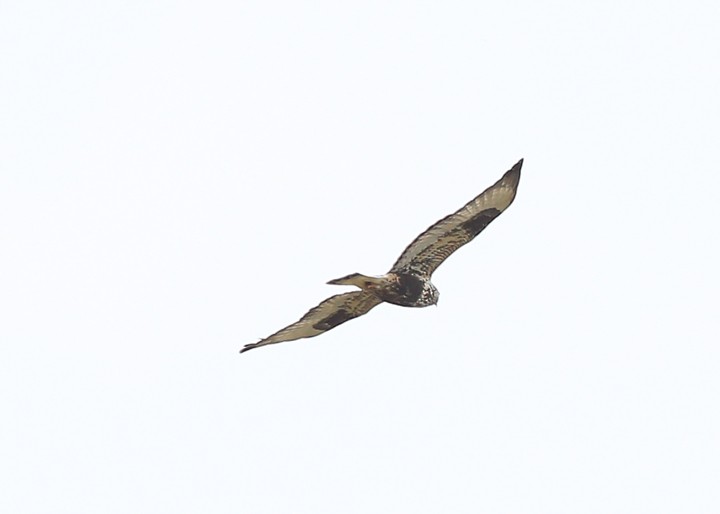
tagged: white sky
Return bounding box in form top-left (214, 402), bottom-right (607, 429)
top-left (2, 1), bottom-right (719, 512)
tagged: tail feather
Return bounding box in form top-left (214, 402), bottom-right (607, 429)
top-left (327, 273), bottom-right (385, 289)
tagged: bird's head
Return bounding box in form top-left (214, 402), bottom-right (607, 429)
top-left (422, 282), bottom-right (440, 307)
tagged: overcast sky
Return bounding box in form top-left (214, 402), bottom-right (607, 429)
top-left (2, 1), bottom-right (719, 513)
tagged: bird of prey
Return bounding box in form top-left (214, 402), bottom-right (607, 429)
top-left (241, 159), bottom-right (523, 353)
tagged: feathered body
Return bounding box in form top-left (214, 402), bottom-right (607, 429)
top-left (327, 272), bottom-right (439, 307)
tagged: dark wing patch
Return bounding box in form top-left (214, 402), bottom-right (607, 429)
top-left (314, 309), bottom-right (353, 331)
top-left (390, 159), bottom-right (522, 277)
top-left (241, 291), bottom-right (383, 353)
top-left (462, 208), bottom-right (501, 236)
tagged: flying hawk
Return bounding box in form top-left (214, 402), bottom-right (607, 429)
top-left (241, 159), bottom-right (523, 353)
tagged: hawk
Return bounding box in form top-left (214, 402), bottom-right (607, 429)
top-left (241, 159), bottom-right (523, 353)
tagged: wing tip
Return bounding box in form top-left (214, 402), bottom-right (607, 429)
top-left (502, 158), bottom-right (523, 187)
top-left (240, 341), bottom-right (263, 354)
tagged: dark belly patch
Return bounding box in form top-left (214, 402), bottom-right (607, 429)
top-left (380, 273), bottom-right (426, 307)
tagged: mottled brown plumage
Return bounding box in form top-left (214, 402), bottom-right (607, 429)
top-left (241, 159), bottom-right (522, 353)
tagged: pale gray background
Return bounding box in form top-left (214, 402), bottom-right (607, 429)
top-left (2, 1), bottom-right (719, 513)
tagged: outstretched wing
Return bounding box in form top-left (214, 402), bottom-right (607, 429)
top-left (390, 159), bottom-right (522, 277)
top-left (241, 291), bottom-right (383, 353)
